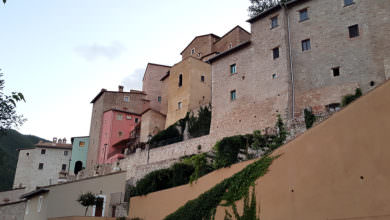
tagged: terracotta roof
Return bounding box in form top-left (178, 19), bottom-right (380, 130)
top-left (130, 90), bottom-right (146, 95)
top-left (103, 108), bottom-right (142, 116)
top-left (180, 34), bottom-right (220, 55)
top-left (208, 41), bottom-right (251, 63)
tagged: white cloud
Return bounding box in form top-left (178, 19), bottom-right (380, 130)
top-left (74, 41), bottom-right (126, 61)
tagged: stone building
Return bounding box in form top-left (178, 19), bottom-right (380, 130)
top-left (69, 136), bottom-right (89, 175)
top-left (209, 0), bottom-right (390, 138)
top-left (13, 138), bottom-right (72, 191)
top-left (87, 86), bottom-right (146, 169)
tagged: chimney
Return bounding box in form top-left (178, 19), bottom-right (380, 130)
top-left (53, 137), bottom-right (57, 143)
top-left (63, 138), bottom-right (67, 144)
top-left (58, 138), bottom-right (63, 144)
top-left (118, 85), bottom-right (124, 92)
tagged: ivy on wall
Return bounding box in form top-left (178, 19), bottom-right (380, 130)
top-left (224, 187), bottom-right (259, 220)
top-left (304, 108), bottom-right (316, 129)
top-left (342, 88), bottom-right (362, 107)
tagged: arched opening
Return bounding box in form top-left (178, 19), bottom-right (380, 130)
top-left (74, 161), bottom-right (83, 175)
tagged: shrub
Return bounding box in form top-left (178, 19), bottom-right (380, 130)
top-left (342, 88), bottom-right (362, 107)
top-left (77, 192), bottom-right (97, 216)
top-left (213, 134), bottom-right (252, 169)
top-left (304, 108), bottom-right (316, 129)
top-left (149, 124), bottom-right (182, 148)
top-left (188, 105), bottom-right (212, 138)
top-left (182, 153), bottom-right (214, 183)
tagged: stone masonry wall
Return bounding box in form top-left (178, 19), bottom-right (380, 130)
top-left (0, 201), bottom-right (26, 220)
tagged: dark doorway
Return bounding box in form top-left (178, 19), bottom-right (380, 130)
top-left (111, 206), bottom-right (116, 217)
top-left (95, 197), bottom-right (104, 217)
top-left (74, 161), bottom-right (83, 175)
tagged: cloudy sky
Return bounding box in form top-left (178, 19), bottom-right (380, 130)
top-left (0, 0), bottom-right (251, 141)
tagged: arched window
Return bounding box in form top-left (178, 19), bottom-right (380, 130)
top-left (178, 74), bottom-right (183, 87)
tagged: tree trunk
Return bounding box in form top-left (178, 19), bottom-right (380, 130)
top-left (85, 206), bottom-right (88, 216)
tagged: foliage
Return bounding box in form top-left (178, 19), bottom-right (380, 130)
top-left (77, 192), bottom-right (97, 216)
top-left (304, 108), bottom-right (316, 129)
top-left (2, 0), bottom-right (5, 4)
top-left (164, 156), bottom-right (276, 220)
top-left (342, 88), bottom-right (362, 107)
top-left (248, 0), bottom-right (288, 17)
top-left (224, 187), bottom-right (259, 220)
top-left (129, 163), bottom-right (194, 197)
top-left (182, 153), bottom-right (214, 183)
top-left (149, 123), bottom-right (183, 148)
top-left (188, 105), bottom-right (212, 138)
top-left (0, 72), bottom-right (26, 135)
top-left (0, 129), bottom-right (46, 191)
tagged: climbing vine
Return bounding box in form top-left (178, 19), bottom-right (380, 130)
top-left (341, 88), bottom-right (362, 107)
top-left (224, 187), bottom-right (259, 220)
top-left (304, 108), bottom-right (316, 129)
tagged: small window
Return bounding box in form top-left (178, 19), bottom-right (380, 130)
top-left (201, 75), bottom-right (205, 82)
top-left (273, 47), bottom-right (279, 59)
top-left (230, 64), bottom-right (237, 74)
top-left (118, 131), bottom-right (123, 137)
top-left (271, 16), bottom-right (278, 28)
top-left (326, 103), bottom-right (341, 112)
top-left (197, 53), bottom-right (201, 57)
top-left (26, 152), bottom-right (30, 156)
top-left (126, 115), bottom-right (132, 120)
top-left (135, 118), bottom-right (139, 123)
top-left (302, 39), bottom-right (311, 51)
top-left (178, 102), bottom-right (182, 109)
top-left (157, 96), bottom-right (162, 103)
top-left (41, 149), bottom-right (46, 155)
top-left (332, 67), bottom-right (340, 77)
top-left (344, 0), bottom-right (354, 6)
top-left (230, 90), bottom-right (236, 101)
top-left (61, 164), bottom-right (66, 171)
top-left (272, 73), bottom-right (277, 79)
top-left (370, 81), bottom-right (375, 87)
top-left (299, 8), bottom-right (309, 21)
top-left (178, 74), bottom-right (183, 87)
top-left (124, 96), bottom-right (129, 102)
top-left (79, 141), bottom-right (85, 147)
top-left (64, 151), bottom-right (68, 156)
top-left (229, 42), bottom-right (233, 49)
top-left (38, 163), bottom-right (44, 170)
top-left (116, 114), bottom-right (123, 120)
top-left (349, 24), bottom-right (359, 38)
top-left (191, 48), bottom-right (195, 55)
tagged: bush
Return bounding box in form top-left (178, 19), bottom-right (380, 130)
top-left (304, 108), bottom-right (316, 129)
top-left (342, 88), bottom-right (362, 107)
top-left (182, 153), bottom-right (214, 183)
top-left (188, 105), bottom-right (212, 138)
top-left (213, 135), bottom-right (252, 169)
top-left (149, 124), bottom-right (183, 148)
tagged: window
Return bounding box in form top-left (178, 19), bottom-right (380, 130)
top-left (178, 102), bottom-right (182, 109)
top-left (272, 73), bottom-right (277, 79)
top-left (26, 152), bottom-right (30, 156)
top-left (37, 196), bottom-right (43, 212)
top-left (116, 114), bottom-right (123, 120)
top-left (230, 90), bottom-right (236, 101)
top-left (332, 67), bottom-right (340, 77)
top-left (349, 24), bottom-right (359, 38)
top-left (273, 47), bottom-right (280, 59)
top-left (299, 8), bottom-right (309, 21)
top-left (229, 42), bottom-right (233, 49)
top-left (191, 48), bottom-right (195, 55)
top-left (41, 149), bottom-right (46, 155)
top-left (124, 96), bottom-right (129, 102)
top-left (326, 103), bottom-right (341, 112)
top-left (61, 164), bottom-right (67, 171)
top-left (79, 141), bottom-right (85, 147)
top-left (126, 115), bottom-right (132, 120)
top-left (158, 96), bottom-right (162, 103)
top-left (197, 53), bottom-right (201, 57)
top-left (344, 0), bottom-right (354, 6)
top-left (135, 118), bottom-right (139, 123)
top-left (271, 16), bottom-right (278, 28)
top-left (38, 163), bottom-right (44, 170)
top-left (370, 81), bottom-right (375, 87)
top-left (302, 39), bottom-right (311, 51)
top-left (64, 151), bottom-right (68, 156)
top-left (230, 64), bottom-right (237, 74)
top-left (178, 74), bottom-right (183, 87)
top-left (118, 131), bottom-right (123, 137)
top-left (201, 75), bottom-right (205, 82)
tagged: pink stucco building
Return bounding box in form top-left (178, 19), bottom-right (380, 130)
top-left (98, 109), bottom-right (141, 164)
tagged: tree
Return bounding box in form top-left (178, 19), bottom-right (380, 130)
top-left (3, 0), bottom-right (6, 4)
top-left (77, 192), bottom-right (97, 216)
top-left (248, 0), bottom-right (288, 17)
top-left (0, 70), bottom-right (25, 135)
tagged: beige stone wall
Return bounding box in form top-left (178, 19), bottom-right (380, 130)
top-left (140, 110), bottom-right (166, 143)
top-left (165, 57), bottom-right (211, 128)
top-left (0, 201), bottom-right (26, 220)
top-left (142, 63), bottom-right (170, 113)
top-left (129, 78), bottom-right (390, 220)
top-left (0, 188), bottom-right (26, 205)
top-left (181, 35), bottom-right (218, 60)
top-left (87, 90), bottom-right (146, 169)
top-left (24, 193), bottom-right (49, 220)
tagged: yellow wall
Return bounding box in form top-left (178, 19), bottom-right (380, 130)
top-left (165, 57), bottom-right (211, 128)
top-left (130, 79), bottom-right (390, 220)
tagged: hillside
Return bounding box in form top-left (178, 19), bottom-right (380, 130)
top-left (0, 129), bottom-right (47, 191)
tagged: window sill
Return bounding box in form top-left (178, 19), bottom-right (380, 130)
top-left (270, 25), bottom-right (279, 30)
top-left (299, 18), bottom-right (309, 23)
top-left (344, 2), bottom-right (355, 7)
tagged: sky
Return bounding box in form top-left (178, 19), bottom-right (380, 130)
top-left (0, 0), bottom-right (251, 142)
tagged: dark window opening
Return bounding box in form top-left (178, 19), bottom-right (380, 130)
top-left (299, 8), bottom-right (309, 21)
top-left (271, 16), bottom-right (278, 28)
top-left (178, 74), bottom-right (183, 87)
top-left (135, 118), bottom-right (139, 123)
top-left (158, 96), bottom-right (162, 103)
top-left (230, 90), bottom-right (236, 101)
top-left (349, 24), bottom-right (359, 38)
top-left (272, 73), bottom-right (277, 79)
top-left (74, 161), bottom-right (83, 175)
top-left (273, 47), bottom-right (280, 59)
top-left (302, 39), bottom-right (311, 51)
top-left (370, 81), bottom-right (375, 87)
top-left (333, 67), bottom-right (340, 77)
top-left (26, 153), bottom-right (29, 156)
top-left (230, 64), bottom-right (237, 74)
top-left (326, 103), bottom-right (341, 112)
top-left (61, 164), bottom-right (66, 171)
top-left (344, 0), bottom-right (354, 6)
top-left (41, 149), bottom-right (46, 155)
top-left (201, 75), bottom-right (205, 82)
top-left (38, 163), bottom-right (44, 170)
top-left (64, 151), bottom-right (68, 156)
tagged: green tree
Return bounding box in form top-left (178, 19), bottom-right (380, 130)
top-left (248, 0), bottom-right (287, 17)
top-left (0, 70), bottom-right (26, 135)
top-left (77, 192), bottom-right (97, 216)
